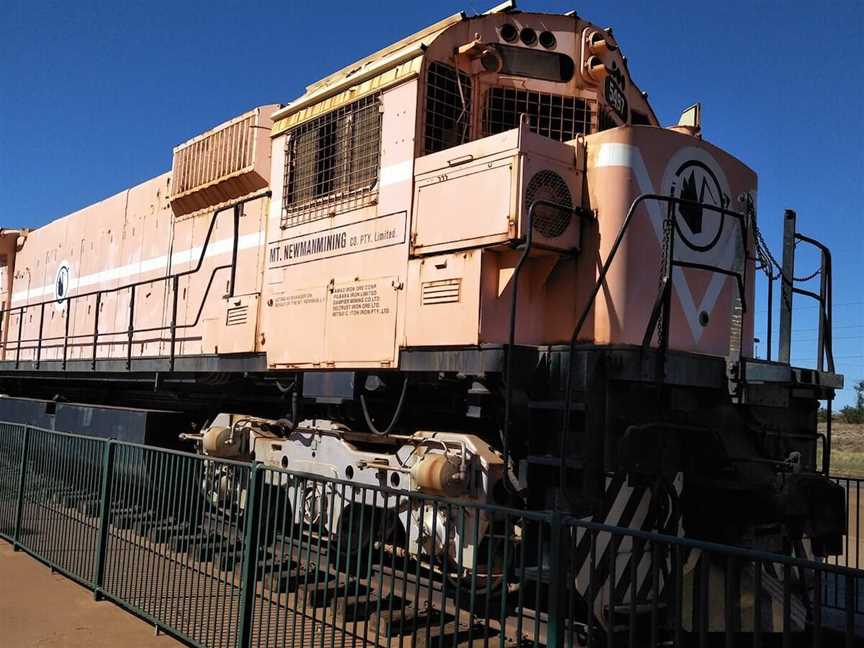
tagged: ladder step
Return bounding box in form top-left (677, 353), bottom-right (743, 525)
top-left (527, 400), bottom-right (586, 411)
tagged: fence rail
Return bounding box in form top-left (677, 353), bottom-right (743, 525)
top-left (1, 423), bottom-right (862, 647)
top-left (829, 475), bottom-right (863, 572)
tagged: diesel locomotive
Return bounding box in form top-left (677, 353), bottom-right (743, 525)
top-left (0, 3), bottom-right (846, 633)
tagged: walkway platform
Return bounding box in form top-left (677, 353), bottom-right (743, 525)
top-left (0, 542), bottom-right (184, 648)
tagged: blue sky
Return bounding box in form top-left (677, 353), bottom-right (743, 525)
top-left (1, 1), bottom-right (862, 405)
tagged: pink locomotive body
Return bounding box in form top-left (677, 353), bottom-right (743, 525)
top-left (1, 11), bottom-right (755, 371)
top-left (0, 7), bottom-right (846, 635)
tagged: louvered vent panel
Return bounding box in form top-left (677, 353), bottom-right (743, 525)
top-left (226, 304), bottom-right (249, 327)
top-left (422, 279), bottom-right (461, 305)
top-left (169, 105), bottom-right (276, 216)
top-left (173, 113), bottom-right (254, 195)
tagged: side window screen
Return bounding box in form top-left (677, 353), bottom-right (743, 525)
top-left (424, 62), bottom-right (472, 154)
top-left (483, 87), bottom-right (594, 142)
top-left (282, 93), bottom-right (382, 228)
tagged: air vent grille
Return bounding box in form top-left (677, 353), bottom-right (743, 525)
top-left (169, 105), bottom-right (275, 216)
top-left (226, 304), bottom-right (249, 326)
top-left (525, 170), bottom-right (573, 238)
top-left (173, 114), bottom-right (255, 197)
top-left (422, 279), bottom-right (461, 305)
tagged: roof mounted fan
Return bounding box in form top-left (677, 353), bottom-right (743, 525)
top-left (524, 169), bottom-right (573, 238)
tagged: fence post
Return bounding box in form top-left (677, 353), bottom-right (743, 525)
top-left (547, 510), bottom-right (565, 648)
top-left (12, 425), bottom-right (31, 551)
top-left (237, 462), bottom-right (262, 648)
top-left (93, 440), bottom-right (115, 600)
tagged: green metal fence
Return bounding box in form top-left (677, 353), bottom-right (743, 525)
top-left (0, 423), bottom-right (862, 647)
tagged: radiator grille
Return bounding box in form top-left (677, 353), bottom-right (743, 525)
top-left (226, 304), bottom-right (249, 327)
top-left (172, 113), bottom-right (256, 197)
top-left (483, 88), bottom-right (594, 142)
top-left (422, 278), bottom-right (461, 305)
top-left (424, 62), bottom-right (472, 154)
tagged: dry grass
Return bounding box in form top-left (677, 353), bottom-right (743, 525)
top-left (818, 422), bottom-right (864, 477)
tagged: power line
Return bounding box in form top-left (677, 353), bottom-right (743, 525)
top-left (756, 300), bottom-right (864, 314)
top-left (791, 336), bottom-right (864, 343)
top-left (792, 324), bottom-right (864, 332)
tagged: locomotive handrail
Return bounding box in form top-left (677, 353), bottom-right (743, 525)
top-left (559, 193), bottom-right (751, 498)
top-left (0, 191), bottom-right (269, 370)
top-left (502, 198), bottom-right (591, 494)
top-left (10, 263), bottom-right (231, 366)
top-left (773, 210), bottom-right (835, 373)
top-left (790, 232), bottom-right (835, 373)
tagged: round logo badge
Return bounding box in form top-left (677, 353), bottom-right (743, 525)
top-left (669, 159), bottom-right (729, 252)
top-left (54, 261), bottom-right (71, 307)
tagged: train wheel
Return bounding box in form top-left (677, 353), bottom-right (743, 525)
top-left (333, 503), bottom-right (405, 575)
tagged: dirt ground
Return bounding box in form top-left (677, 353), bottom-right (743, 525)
top-left (819, 422), bottom-right (864, 477)
top-left (0, 541), bottom-right (183, 648)
top-left (812, 422), bottom-right (864, 569)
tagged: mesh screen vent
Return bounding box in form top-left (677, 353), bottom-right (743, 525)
top-left (525, 170), bottom-right (572, 238)
top-left (282, 93), bottom-right (382, 229)
top-left (483, 87), bottom-right (594, 142)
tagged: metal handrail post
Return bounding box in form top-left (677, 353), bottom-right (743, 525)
top-left (778, 209), bottom-right (796, 364)
top-left (825, 249), bottom-right (834, 372)
top-left (237, 463), bottom-right (262, 648)
top-left (93, 440), bottom-right (115, 599)
top-left (91, 293), bottom-right (101, 370)
top-left (62, 300), bottom-right (71, 369)
top-left (766, 274), bottom-right (774, 361)
top-left (126, 285), bottom-right (135, 369)
top-left (546, 510), bottom-right (565, 648)
top-left (12, 425), bottom-right (31, 551)
top-left (35, 303), bottom-right (45, 368)
top-left (14, 306), bottom-right (23, 369)
top-left (228, 204), bottom-right (240, 298)
top-left (817, 251), bottom-right (827, 372)
top-left (169, 275), bottom-right (179, 372)
top-left (795, 231), bottom-right (836, 373)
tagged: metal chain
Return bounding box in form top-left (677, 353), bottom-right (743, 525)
top-left (753, 223), bottom-right (821, 282)
top-left (656, 204), bottom-right (674, 346)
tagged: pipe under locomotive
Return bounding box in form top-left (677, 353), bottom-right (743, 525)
top-left (0, 4), bottom-right (846, 637)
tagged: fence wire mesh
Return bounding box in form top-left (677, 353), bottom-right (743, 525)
top-left (0, 422), bottom-right (862, 647)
